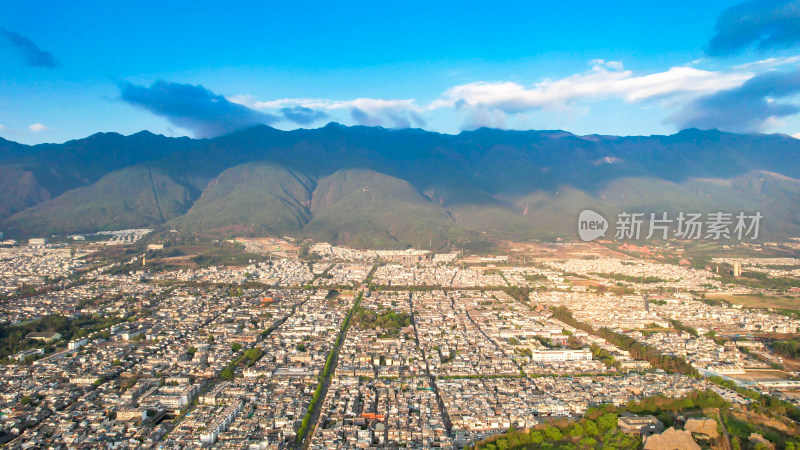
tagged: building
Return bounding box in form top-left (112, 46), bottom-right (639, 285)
top-left (25, 331), bottom-right (62, 342)
top-left (200, 399), bottom-right (243, 444)
top-left (120, 329), bottom-right (147, 340)
top-left (28, 238), bottom-right (49, 246)
top-left (733, 262), bottom-right (742, 277)
top-left (68, 337), bottom-right (89, 350)
top-left (619, 360), bottom-right (652, 371)
top-left (684, 418), bottom-right (718, 440)
top-left (618, 413), bottom-right (663, 436)
top-left (644, 427), bottom-right (700, 450)
top-left (12, 348), bottom-right (44, 362)
top-left (116, 408), bottom-right (146, 422)
top-left (529, 348), bottom-right (592, 362)
top-left (70, 376), bottom-right (101, 385)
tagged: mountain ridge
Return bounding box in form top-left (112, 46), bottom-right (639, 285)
top-left (1, 124), bottom-right (799, 248)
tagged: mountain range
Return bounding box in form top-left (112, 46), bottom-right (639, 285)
top-left (1, 124), bottom-right (800, 248)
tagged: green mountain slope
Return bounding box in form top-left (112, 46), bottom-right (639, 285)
top-left (0, 166), bottom-right (50, 218)
top-left (685, 171), bottom-right (800, 238)
top-left (5, 165), bottom-right (194, 235)
top-left (169, 162), bottom-right (314, 237)
top-left (303, 169), bottom-right (468, 249)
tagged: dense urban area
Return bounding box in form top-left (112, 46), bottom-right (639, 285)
top-left (1, 232), bottom-right (800, 449)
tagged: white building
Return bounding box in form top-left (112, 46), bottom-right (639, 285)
top-left (28, 238), bottom-right (48, 246)
top-left (68, 337), bottom-right (89, 350)
top-left (530, 348), bottom-right (592, 362)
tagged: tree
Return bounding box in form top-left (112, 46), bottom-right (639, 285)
top-left (568, 422), bottom-right (585, 437)
top-left (231, 343), bottom-right (242, 352)
top-left (578, 437), bottom-right (597, 449)
top-left (244, 348), bottom-right (262, 361)
top-left (601, 429), bottom-right (640, 449)
top-left (583, 419), bottom-right (599, 437)
top-left (220, 367), bottom-right (234, 380)
top-left (528, 431), bottom-right (544, 444)
top-left (544, 426), bottom-right (563, 441)
top-left (596, 413), bottom-right (617, 433)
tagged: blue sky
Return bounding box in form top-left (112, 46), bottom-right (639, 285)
top-left (2, 0), bottom-right (800, 144)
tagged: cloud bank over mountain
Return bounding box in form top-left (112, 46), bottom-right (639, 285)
top-left (132, 56), bottom-right (799, 137)
top-left (119, 80), bottom-right (280, 138)
top-left (705, 0), bottom-right (800, 56)
top-left (667, 68), bottom-right (800, 132)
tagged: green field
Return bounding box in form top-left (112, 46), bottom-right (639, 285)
top-left (707, 293), bottom-right (800, 310)
top-left (727, 369), bottom-right (792, 384)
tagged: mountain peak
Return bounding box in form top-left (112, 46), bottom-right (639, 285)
top-left (673, 127), bottom-right (724, 138)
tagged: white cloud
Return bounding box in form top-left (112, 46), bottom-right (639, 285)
top-left (28, 123), bottom-right (49, 132)
top-left (733, 55), bottom-right (800, 71)
top-left (229, 95), bottom-right (425, 128)
top-left (228, 57), bottom-right (795, 132)
top-left (430, 64), bottom-right (752, 113)
top-left (461, 107), bottom-right (507, 130)
top-left (0, 124), bottom-right (5, 131)
top-left (792, 132), bottom-right (800, 140)
top-left (589, 59), bottom-right (624, 71)
top-left (230, 95), bottom-right (421, 114)
top-left (341, 99), bottom-right (425, 127)
top-left (686, 58), bottom-right (706, 67)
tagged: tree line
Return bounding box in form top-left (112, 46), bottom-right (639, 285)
top-left (550, 306), bottom-right (697, 376)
